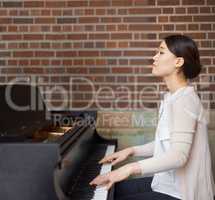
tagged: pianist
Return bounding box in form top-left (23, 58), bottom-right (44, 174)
top-left (90, 35), bottom-right (215, 200)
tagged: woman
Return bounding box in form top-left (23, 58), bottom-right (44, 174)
top-left (90, 35), bottom-right (215, 200)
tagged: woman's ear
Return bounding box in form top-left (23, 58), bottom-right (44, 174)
top-left (175, 57), bottom-right (184, 69)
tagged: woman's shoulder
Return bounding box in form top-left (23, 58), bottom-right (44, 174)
top-left (173, 87), bottom-right (201, 117)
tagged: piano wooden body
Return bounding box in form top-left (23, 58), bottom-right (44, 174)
top-left (0, 84), bottom-right (117, 200)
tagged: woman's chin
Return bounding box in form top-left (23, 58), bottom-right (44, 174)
top-left (152, 68), bottom-right (159, 77)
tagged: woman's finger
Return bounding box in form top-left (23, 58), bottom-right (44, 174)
top-left (111, 158), bottom-right (121, 166)
top-left (105, 181), bottom-right (113, 190)
top-left (99, 155), bottom-right (115, 164)
top-left (89, 175), bottom-right (108, 186)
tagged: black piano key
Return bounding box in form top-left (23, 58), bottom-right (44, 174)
top-left (67, 144), bottom-right (110, 199)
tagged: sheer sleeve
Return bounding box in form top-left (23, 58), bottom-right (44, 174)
top-left (133, 141), bottom-right (154, 157)
top-left (137, 97), bottom-right (199, 175)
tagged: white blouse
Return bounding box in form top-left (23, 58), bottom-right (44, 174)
top-left (133, 86), bottom-right (215, 200)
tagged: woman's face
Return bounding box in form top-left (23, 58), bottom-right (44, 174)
top-left (152, 41), bottom-right (178, 78)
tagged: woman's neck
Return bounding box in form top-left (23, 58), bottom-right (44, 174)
top-left (163, 74), bottom-right (188, 94)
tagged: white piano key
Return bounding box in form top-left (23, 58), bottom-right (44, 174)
top-left (91, 145), bottom-right (115, 200)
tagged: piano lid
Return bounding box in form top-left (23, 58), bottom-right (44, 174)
top-left (0, 84), bottom-right (51, 137)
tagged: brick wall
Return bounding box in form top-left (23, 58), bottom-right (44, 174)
top-left (0, 0), bottom-right (214, 112)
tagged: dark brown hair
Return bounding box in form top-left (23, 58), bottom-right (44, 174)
top-left (164, 34), bottom-right (202, 79)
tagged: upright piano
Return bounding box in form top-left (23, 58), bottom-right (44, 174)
top-left (0, 84), bottom-right (117, 200)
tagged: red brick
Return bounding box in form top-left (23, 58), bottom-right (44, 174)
top-left (56, 51), bottom-right (77, 57)
top-left (2, 34), bottom-right (22, 41)
top-left (162, 8), bottom-right (174, 14)
top-left (95, 25), bottom-right (104, 31)
top-left (200, 50), bottom-right (215, 56)
top-left (23, 34), bottom-right (44, 40)
top-left (163, 24), bottom-right (174, 31)
top-left (29, 43), bottom-right (40, 49)
top-left (46, 34), bottom-right (66, 40)
top-left (186, 32), bottom-right (206, 39)
top-left (35, 51), bottom-right (54, 57)
top-left (118, 42), bottom-right (129, 48)
top-left (118, 9), bottom-right (127, 15)
top-left (79, 17), bottom-right (99, 23)
top-left (19, 10), bottom-right (29, 16)
top-left (61, 60), bottom-right (72, 66)
top-left (14, 18), bottom-right (33, 24)
top-left (68, 34), bottom-right (87, 40)
top-left (175, 8), bottom-right (186, 14)
top-left (104, 42), bottom-right (115, 48)
top-left (0, 51), bottom-right (10, 57)
top-left (89, 67), bottom-right (110, 74)
top-left (187, 7), bottom-right (199, 14)
top-left (107, 9), bottom-right (116, 15)
top-left (130, 41), bottom-right (160, 48)
top-left (158, 16), bottom-right (169, 23)
top-left (101, 51), bottom-right (121, 57)
top-left (188, 24), bottom-right (199, 31)
top-left (67, 1), bottom-right (88, 7)
top-left (208, 0), bottom-right (215, 5)
top-left (13, 51), bottom-right (34, 57)
top-left (101, 17), bottom-right (121, 23)
top-left (129, 8), bottom-right (161, 14)
top-left (134, 0), bottom-right (155, 6)
top-left (170, 16), bottom-right (192, 22)
top-left (157, 0), bottom-right (180, 5)
top-left (112, 0), bottom-right (133, 6)
top-left (194, 15), bottom-right (215, 22)
top-left (35, 17), bottom-right (55, 24)
top-left (79, 51), bottom-right (99, 57)
top-left (111, 33), bottom-right (132, 40)
top-left (200, 24), bottom-right (212, 31)
top-left (94, 8), bottom-right (104, 15)
top-left (208, 33), bottom-right (215, 39)
top-left (24, 1), bottom-right (44, 7)
top-left (85, 9), bottom-right (94, 15)
top-left (129, 58), bottom-right (152, 65)
top-left (201, 41), bottom-right (212, 48)
top-left (201, 58), bottom-right (212, 65)
top-left (57, 18), bottom-right (77, 24)
top-left (182, 0), bottom-right (204, 5)
top-left (129, 24), bottom-right (162, 31)
top-left (45, 1), bottom-right (66, 8)
top-left (8, 60), bottom-right (18, 66)
top-left (112, 67), bottom-right (133, 74)
top-left (89, 33), bottom-right (110, 40)
top-left (89, 1), bottom-right (111, 7)
top-left (175, 24), bottom-right (186, 31)
top-left (2, 1), bottom-right (22, 7)
top-left (124, 50), bottom-right (154, 57)
top-left (30, 60), bottom-right (40, 66)
top-left (0, 10), bottom-right (7, 16)
top-left (0, 18), bottom-right (12, 24)
top-left (52, 10), bottom-right (62, 16)
top-left (200, 7), bottom-right (211, 13)
top-left (106, 25), bottom-right (117, 31)
top-left (124, 17), bottom-right (156, 23)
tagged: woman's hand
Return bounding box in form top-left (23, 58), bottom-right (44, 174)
top-left (99, 147), bottom-right (134, 166)
top-left (89, 162), bottom-right (141, 190)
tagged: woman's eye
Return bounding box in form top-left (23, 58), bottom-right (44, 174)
top-left (160, 52), bottom-right (164, 54)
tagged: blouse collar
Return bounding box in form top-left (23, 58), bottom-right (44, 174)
top-left (164, 85), bottom-right (195, 103)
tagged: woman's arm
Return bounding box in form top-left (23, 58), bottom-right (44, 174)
top-left (137, 99), bottom-right (198, 175)
top-left (132, 141), bottom-right (155, 157)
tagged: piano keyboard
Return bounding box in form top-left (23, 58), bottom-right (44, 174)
top-left (68, 144), bottom-right (115, 200)
top-left (91, 145), bottom-right (115, 200)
